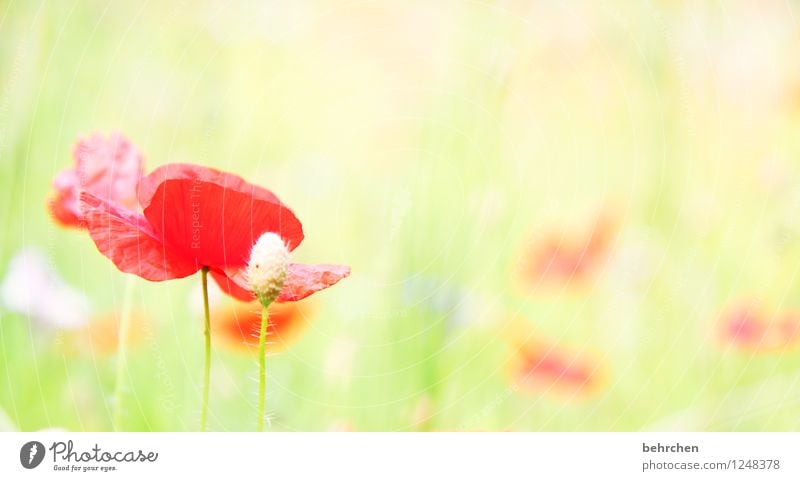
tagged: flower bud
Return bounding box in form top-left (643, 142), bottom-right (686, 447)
top-left (247, 232), bottom-right (289, 306)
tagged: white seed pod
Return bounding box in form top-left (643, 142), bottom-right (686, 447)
top-left (247, 232), bottom-right (289, 306)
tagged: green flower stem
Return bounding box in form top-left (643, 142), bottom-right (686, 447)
top-left (257, 302), bottom-right (270, 432)
top-left (200, 266), bottom-right (211, 432)
top-left (111, 275), bottom-right (135, 431)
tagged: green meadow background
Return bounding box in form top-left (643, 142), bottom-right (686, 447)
top-left (2, 0), bottom-right (800, 431)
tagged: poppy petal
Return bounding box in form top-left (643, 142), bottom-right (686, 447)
top-left (718, 304), bottom-right (800, 352)
top-left (512, 342), bottom-right (603, 398)
top-left (277, 263), bottom-right (351, 302)
top-left (81, 192), bottom-right (198, 281)
top-left (49, 169), bottom-right (83, 227)
top-left (210, 263), bottom-right (350, 302)
top-left (140, 163), bottom-right (304, 269)
top-left (138, 163), bottom-right (282, 210)
top-left (49, 133), bottom-right (144, 228)
top-left (209, 268), bottom-right (254, 302)
top-left (74, 132), bottom-right (144, 208)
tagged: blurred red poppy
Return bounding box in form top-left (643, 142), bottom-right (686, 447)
top-left (510, 340), bottom-right (604, 398)
top-left (718, 304), bottom-right (800, 353)
top-left (61, 310), bottom-right (145, 357)
top-left (520, 211), bottom-right (615, 288)
top-left (49, 132), bottom-right (144, 228)
top-left (80, 163), bottom-right (349, 301)
top-left (212, 299), bottom-right (310, 353)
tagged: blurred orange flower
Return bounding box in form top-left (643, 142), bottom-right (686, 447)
top-left (717, 303), bottom-right (800, 353)
top-left (327, 420), bottom-right (355, 432)
top-left (212, 299), bottom-right (311, 354)
top-left (62, 310), bottom-right (145, 357)
top-left (509, 339), bottom-right (605, 399)
top-left (519, 211), bottom-right (616, 289)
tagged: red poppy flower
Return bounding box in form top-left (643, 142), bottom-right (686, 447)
top-left (718, 304), bottom-right (800, 353)
top-left (80, 162), bottom-right (349, 301)
top-left (510, 340), bottom-right (605, 398)
top-left (520, 211), bottom-right (615, 288)
top-left (212, 299), bottom-right (310, 353)
top-left (49, 132), bottom-right (144, 228)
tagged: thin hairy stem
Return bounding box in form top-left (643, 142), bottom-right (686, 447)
top-left (200, 266), bottom-right (211, 432)
top-left (257, 303), bottom-right (270, 432)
